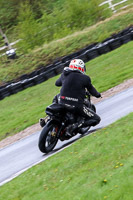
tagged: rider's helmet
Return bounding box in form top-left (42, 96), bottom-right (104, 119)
top-left (68, 59), bottom-right (86, 74)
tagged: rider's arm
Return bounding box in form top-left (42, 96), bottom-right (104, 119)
top-left (89, 84), bottom-right (101, 98)
top-left (86, 76), bottom-right (101, 98)
top-left (55, 76), bottom-right (62, 86)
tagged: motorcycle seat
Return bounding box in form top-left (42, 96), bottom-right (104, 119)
top-left (46, 103), bottom-right (65, 114)
top-left (63, 104), bottom-right (76, 113)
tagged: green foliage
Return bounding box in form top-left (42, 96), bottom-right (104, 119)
top-left (15, 0), bottom-right (110, 51)
top-left (0, 0), bottom-right (20, 29)
top-left (1, 0), bottom-right (132, 52)
top-left (0, 0), bottom-right (46, 29)
top-left (0, 0), bottom-right (132, 35)
top-left (16, 1), bottom-right (43, 52)
top-left (40, 0), bottom-right (109, 42)
top-left (65, 0), bottom-right (93, 28)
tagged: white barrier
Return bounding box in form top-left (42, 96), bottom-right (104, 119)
top-left (99, 0), bottom-right (131, 13)
top-left (0, 39), bottom-right (21, 51)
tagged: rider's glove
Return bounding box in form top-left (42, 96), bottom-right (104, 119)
top-left (97, 93), bottom-right (102, 98)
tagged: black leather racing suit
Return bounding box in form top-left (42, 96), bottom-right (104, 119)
top-left (55, 68), bottom-right (101, 127)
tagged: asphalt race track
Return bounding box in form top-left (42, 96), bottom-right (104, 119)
top-left (0, 86), bottom-right (133, 186)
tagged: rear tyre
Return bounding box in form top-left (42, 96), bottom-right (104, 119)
top-left (38, 123), bottom-right (58, 153)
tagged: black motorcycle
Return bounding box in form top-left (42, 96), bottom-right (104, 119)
top-left (38, 92), bottom-right (96, 153)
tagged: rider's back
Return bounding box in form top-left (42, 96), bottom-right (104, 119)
top-left (55, 69), bottom-right (100, 106)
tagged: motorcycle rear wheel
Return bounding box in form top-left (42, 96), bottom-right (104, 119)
top-left (38, 123), bottom-right (58, 153)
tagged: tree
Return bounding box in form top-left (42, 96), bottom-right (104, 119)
top-left (16, 1), bottom-right (42, 52)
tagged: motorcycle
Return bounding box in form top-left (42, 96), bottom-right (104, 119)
top-left (38, 92), bottom-right (96, 153)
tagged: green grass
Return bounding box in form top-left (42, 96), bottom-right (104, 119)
top-left (0, 7), bottom-right (133, 85)
top-left (0, 41), bottom-right (133, 140)
top-left (86, 41), bottom-right (133, 92)
top-left (0, 112), bottom-right (133, 200)
top-left (0, 76), bottom-right (60, 140)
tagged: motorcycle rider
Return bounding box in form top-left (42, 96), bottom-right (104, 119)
top-left (55, 59), bottom-right (101, 136)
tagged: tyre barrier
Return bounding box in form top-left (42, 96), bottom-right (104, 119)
top-left (121, 33), bottom-right (133, 44)
top-left (0, 26), bottom-right (133, 101)
top-left (97, 42), bottom-right (111, 54)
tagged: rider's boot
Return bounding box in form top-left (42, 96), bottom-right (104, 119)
top-left (78, 117), bottom-right (101, 134)
top-left (65, 119), bottom-right (84, 137)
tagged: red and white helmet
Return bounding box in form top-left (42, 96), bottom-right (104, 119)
top-left (69, 59), bottom-right (86, 74)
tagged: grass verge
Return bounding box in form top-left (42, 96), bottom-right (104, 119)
top-left (0, 7), bottom-right (133, 84)
top-left (0, 41), bottom-right (133, 140)
top-left (0, 112), bottom-right (133, 200)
